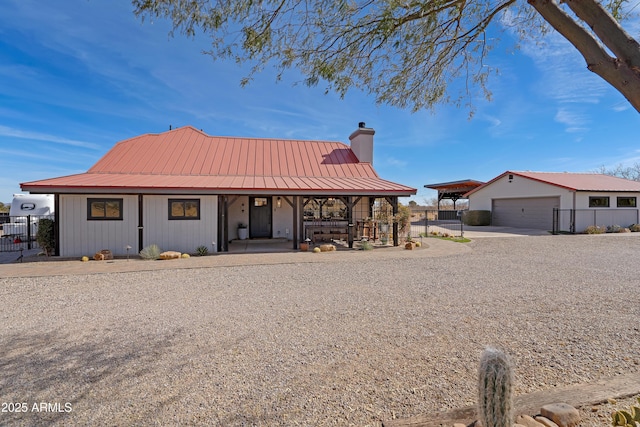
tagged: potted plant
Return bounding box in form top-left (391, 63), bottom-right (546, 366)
top-left (300, 238), bottom-right (311, 251)
top-left (237, 223), bottom-right (248, 240)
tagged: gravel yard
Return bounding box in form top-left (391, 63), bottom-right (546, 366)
top-left (1, 235), bottom-right (639, 426)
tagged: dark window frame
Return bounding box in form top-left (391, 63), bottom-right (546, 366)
top-left (87, 198), bottom-right (124, 220)
top-left (168, 198), bottom-right (201, 220)
top-left (588, 196), bottom-right (610, 208)
top-left (617, 196), bottom-right (637, 208)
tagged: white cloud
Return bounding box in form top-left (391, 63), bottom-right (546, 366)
top-left (0, 125), bottom-right (100, 150)
top-left (384, 157), bottom-right (408, 168)
top-left (554, 108), bottom-right (588, 132)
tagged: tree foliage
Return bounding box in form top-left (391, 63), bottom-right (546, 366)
top-left (132, 0), bottom-right (640, 113)
top-left (36, 218), bottom-right (55, 256)
top-left (598, 162), bottom-right (640, 181)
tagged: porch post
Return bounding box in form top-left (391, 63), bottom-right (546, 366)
top-left (218, 195), bottom-right (229, 252)
top-left (292, 195), bottom-right (299, 249)
top-left (392, 196), bottom-right (399, 246)
top-left (138, 194), bottom-right (144, 252)
top-left (300, 197), bottom-right (307, 242)
top-left (347, 196), bottom-right (354, 248)
top-left (54, 194), bottom-right (60, 256)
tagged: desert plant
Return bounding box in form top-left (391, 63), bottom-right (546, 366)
top-left (478, 347), bottom-right (513, 427)
top-left (463, 210), bottom-right (491, 226)
top-left (392, 203), bottom-right (411, 233)
top-left (360, 240), bottom-right (374, 250)
top-left (629, 224), bottom-right (640, 232)
top-left (584, 225), bottom-right (606, 234)
top-left (139, 244), bottom-right (161, 260)
top-left (36, 218), bottom-right (55, 256)
top-left (196, 245), bottom-right (209, 256)
top-left (607, 224), bottom-right (622, 233)
top-left (611, 397), bottom-right (640, 426)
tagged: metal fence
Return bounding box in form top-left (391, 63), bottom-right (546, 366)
top-left (410, 209), bottom-right (465, 238)
top-left (553, 208), bottom-right (640, 234)
top-left (0, 215), bottom-right (52, 252)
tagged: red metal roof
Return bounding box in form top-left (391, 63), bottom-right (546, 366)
top-left (466, 171), bottom-right (640, 196)
top-left (21, 126), bottom-right (416, 195)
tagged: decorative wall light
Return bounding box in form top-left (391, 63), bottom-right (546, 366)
top-left (508, 174), bottom-right (514, 183)
top-left (276, 197), bottom-right (282, 208)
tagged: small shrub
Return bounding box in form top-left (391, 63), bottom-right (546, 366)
top-left (181, 253), bottom-right (190, 258)
top-left (196, 245), bottom-right (209, 256)
top-left (629, 224), bottom-right (640, 232)
top-left (584, 225), bottom-right (606, 234)
top-left (415, 241), bottom-right (422, 247)
top-left (463, 210), bottom-right (491, 226)
top-left (607, 224), bottom-right (622, 233)
top-left (36, 218), bottom-right (55, 256)
top-left (360, 240), bottom-right (374, 251)
top-left (140, 244), bottom-right (161, 260)
top-left (81, 256), bottom-right (89, 262)
top-left (313, 247), bottom-right (321, 253)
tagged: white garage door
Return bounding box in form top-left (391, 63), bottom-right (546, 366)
top-left (492, 197), bottom-right (560, 230)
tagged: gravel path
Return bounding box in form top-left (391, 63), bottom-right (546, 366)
top-left (1, 235), bottom-right (639, 426)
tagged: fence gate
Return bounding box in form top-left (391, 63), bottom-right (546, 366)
top-left (0, 215), bottom-right (50, 253)
top-left (411, 210), bottom-right (464, 238)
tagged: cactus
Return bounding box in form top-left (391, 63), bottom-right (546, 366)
top-left (611, 397), bottom-right (640, 426)
top-left (478, 347), bottom-right (513, 427)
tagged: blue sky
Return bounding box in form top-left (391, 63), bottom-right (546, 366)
top-left (1, 0), bottom-right (639, 205)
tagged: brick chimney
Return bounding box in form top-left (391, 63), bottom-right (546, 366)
top-left (349, 122), bottom-right (374, 163)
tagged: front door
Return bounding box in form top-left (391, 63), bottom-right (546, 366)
top-left (249, 197), bottom-right (272, 238)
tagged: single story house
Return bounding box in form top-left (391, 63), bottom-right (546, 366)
top-left (21, 123), bottom-right (416, 257)
top-left (466, 171), bottom-right (640, 232)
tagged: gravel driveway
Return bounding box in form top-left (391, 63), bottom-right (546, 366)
top-left (1, 235), bottom-right (639, 426)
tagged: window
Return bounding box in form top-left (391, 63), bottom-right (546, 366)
top-left (169, 199), bottom-right (200, 220)
top-left (253, 197), bottom-right (268, 207)
top-left (588, 196), bottom-right (609, 208)
top-left (617, 197), bottom-right (637, 207)
top-left (88, 198), bottom-right (123, 220)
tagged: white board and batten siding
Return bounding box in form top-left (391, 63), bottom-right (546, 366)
top-left (143, 195), bottom-right (218, 255)
top-left (59, 194), bottom-right (218, 257)
top-left (59, 194), bottom-right (138, 257)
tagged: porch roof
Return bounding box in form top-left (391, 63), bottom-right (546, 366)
top-left (21, 172), bottom-right (413, 195)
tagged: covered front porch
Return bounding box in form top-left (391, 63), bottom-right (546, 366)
top-left (217, 194), bottom-right (403, 252)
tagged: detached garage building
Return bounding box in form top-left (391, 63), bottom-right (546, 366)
top-left (466, 171), bottom-right (640, 232)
